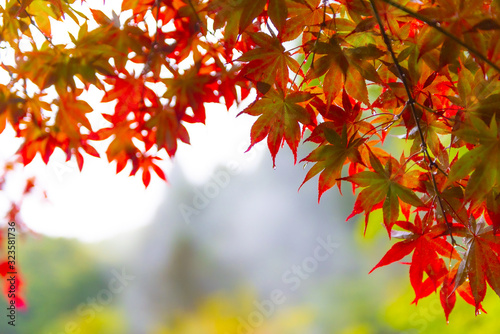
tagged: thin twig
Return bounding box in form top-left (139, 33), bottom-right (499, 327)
top-left (291, 50), bottom-right (312, 90)
top-left (357, 112), bottom-right (397, 123)
top-left (23, 9), bottom-right (55, 47)
top-left (395, 148), bottom-right (425, 174)
top-left (360, 118), bottom-right (397, 140)
top-left (414, 101), bottom-right (461, 124)
top-left (370, 0), bottom-right (456, 245)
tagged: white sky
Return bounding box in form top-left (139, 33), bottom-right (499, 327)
top-left (0, 0), bottom-right (265, 242)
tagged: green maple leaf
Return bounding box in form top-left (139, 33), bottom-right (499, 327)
top-left (342, 152), bottom-right (424, 234)
top-left (447, 116), bottom-right (500, 203)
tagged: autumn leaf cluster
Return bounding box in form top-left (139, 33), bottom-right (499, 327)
top-left (1, 0), bottom-right (500, 319)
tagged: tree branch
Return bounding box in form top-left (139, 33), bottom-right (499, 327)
top-left (370, 0), bottom-right (456, 245)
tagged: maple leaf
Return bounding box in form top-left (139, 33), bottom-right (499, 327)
top-left (447, 116), bottom-right (500, 204)
top-left (205, 0), bottom-right (245, 49)
top-left (342, 152), bottom-right (424, 234)
top-left (54, 92), bottom-right (93, 135)
top-left (439, 264), bottom-right (488, 321)
top-left (16, 116), bottom-right (59, 165)
top-left (90, 119), bottom-right (141, 174)
top-left (102, 72), bottom-right (160, 126)
top-left (206, 0), bottom-right (292, 60)
top-left (241, 88), bottom-right (315, 166)
top-left (214, 62), bottom-right (250, 110)
top-left (281, 0), bottom-right (323, 42)
top-left (370, 213), bottom-right (460, 300)
top-left (308, 89), bottom-right (375, 138)
top-left (206, 0), bottom-right (290, 42)
top-left (163, 62), bottom-right (219, 123)
top-left (307, 36), bottom-right (384, 105)
top-left (121, 0), bottom-right (155, 20)
top-left (130, 153), bottom-right (167, 187)
top-left (0, 85), bottom-right (26, 133)
top-left (440, 271), bottom-right (457, 321)
top-left (237, 32), bottom-right (300, 91)
top-left (306, 37), bottom-right (349, 104)
top-left (301, 125), bottom-right (365, 201)
top-left (453, 217), bottom-right (500, 313)
top-left (145, 106), bottom-right (190, 157)
top-left (161, 8), bottom-right (209, 63)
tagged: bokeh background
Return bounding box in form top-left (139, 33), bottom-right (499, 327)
top-left (1, 117), bottom-right (499, 333)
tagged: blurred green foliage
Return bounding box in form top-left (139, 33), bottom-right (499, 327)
top-left (0, 227), bottom-right (496, 334)
top-left (0, 235), bottom-right (110, 334)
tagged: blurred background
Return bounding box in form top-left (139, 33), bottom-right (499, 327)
top-left (0, 105), bottom-right (499, 333)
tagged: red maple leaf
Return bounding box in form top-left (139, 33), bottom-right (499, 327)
top-left (370, 212), bottom-right (460, 301)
